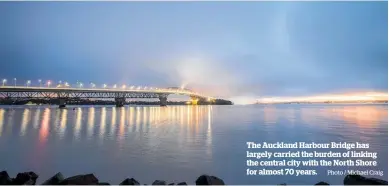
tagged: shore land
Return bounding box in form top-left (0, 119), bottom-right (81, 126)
top-left (0, 171), bottom-right (387, 185)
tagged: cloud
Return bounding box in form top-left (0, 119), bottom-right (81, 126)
top-left (0, 2), bottom-right (386, 104)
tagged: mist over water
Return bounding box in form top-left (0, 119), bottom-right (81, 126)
top-left (0, 104), bottom-right (387, 184)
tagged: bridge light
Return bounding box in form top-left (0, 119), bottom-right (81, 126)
top-left (113, 84), bottom-right (117, 89)
top-left (103, 84), bottom-right (107, 88)
top-left (2, 79), bottom-right (6, 86)
top-left (122, 85), bottom-right (126, 89)
top-left (79, 83), bottom-right (83, 88)
top-left (47, 81), bottom-right (51, 87)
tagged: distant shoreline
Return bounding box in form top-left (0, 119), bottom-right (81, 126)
top-left (254, 101), bottom-right (388, 105)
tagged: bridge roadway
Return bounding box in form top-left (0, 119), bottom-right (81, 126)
top-left (0, 86), bottom-right (214, 107)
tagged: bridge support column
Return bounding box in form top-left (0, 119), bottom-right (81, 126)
top-left (115, 97), bottom-right (126, 107)
top-left (159, 94), bottom-right (168, 106)
top-left (59, 98), bottom-right (66, 108)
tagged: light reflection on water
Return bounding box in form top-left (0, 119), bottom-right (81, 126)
top-left (0, 109), bottom-right (4, 136)
top-left (87, 107), bottom-right (95, 139)
top-left (39, 108), bottom-right (50, 143)
top-left (20, 108), bottom-right (30, 136)
top-left (58, 109), bottom-right (67, 139)
top-left (100, 107), bottom-right (107, 140)
top-left (0, 104), bottom-right (387, 185)
top-left (33, 108), bottom-right (41, 129)
top-left (74, 108), bottom-right (82, 140)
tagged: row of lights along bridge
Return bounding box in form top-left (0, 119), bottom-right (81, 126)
top-left (1, 78), bottom-right (185, 92)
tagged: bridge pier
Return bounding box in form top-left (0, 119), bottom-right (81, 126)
top-left (58, 98), bottom-right (66, 108)
top-left (159, 94), bottom-right (168, 106)
top-left (115, 97), bottom-right (126, 107)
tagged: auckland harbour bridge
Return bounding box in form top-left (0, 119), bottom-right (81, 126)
top-left (0, 79), bottom-right (219, 107)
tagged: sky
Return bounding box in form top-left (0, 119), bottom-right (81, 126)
top-left (0, 2), bottom-right (387, 104)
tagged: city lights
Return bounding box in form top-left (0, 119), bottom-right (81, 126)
top-left (256, 92), bottom-right (388, 104)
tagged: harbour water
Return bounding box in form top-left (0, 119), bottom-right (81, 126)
top-left (0, 104), bottom-right (387, 184)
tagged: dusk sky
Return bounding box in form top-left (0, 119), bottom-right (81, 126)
top-left (0, 2), bottom-right (387, 103)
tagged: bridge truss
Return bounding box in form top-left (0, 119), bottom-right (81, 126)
top-left (0, 86), bottom-right (210, 107)
top-left (0, 91), bottom-right (167, 99)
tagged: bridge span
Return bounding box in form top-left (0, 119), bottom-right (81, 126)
top-left (0, 86), bottom-right (215, 107)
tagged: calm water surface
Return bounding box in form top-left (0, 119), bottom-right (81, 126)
top-left (0, 104), bottom-right (387, 184)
